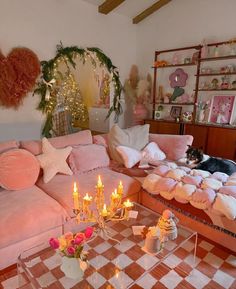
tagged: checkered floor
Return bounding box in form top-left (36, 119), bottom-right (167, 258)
top-left (1, 208), bottom-right (236, 289)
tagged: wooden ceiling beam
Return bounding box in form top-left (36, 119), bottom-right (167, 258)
top-left (99, 0), bottom-right (125, 15)
top-left (133, 0), bottom-right (172, 24)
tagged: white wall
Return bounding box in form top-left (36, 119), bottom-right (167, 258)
top-left (136, 0), bottom-right (236, 75)
top-left (0, 0), bottom-right (137, 140)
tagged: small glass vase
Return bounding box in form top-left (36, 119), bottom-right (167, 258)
top-left (198, 110), bottom-right (205, 122)
top-left (60, 256), bottom-right (86, 280)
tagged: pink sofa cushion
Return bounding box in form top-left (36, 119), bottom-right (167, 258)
top-left (37, 167), bottom-right (141, 216)
top-left (69, 144), bottom-right (110, 174)
top-left (149, 134), bottom-right (193, 161)
top-left (0, 140), bottom-right (19, 154)
top-left (93, 134), bottom-right (108, 148)
top-left (20, 130), bottom-right (93, 155)
top-left (0, 186), bottom-right (67, 249)
top-left (0, 149), bottom-right (40, 190)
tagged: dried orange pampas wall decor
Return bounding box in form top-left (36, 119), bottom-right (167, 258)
top-left (0, 47), bottom-right (40, 108)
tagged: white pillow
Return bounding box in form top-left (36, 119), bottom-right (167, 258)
top-left (37, 137), bottom-right (73, 183)
top-left (116, 146), bottom-right (142, 168)
top-left (116, 142), bottom-right (166, 168)
top-left (142, 142), bottom-right (166, 166)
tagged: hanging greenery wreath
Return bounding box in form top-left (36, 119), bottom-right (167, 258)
top-left (34, 43), bottom-right (122, 137)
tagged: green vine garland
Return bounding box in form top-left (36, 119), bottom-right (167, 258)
top-left (34, 43), bottom-right (122, 137)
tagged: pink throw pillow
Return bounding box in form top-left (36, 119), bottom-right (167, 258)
top-left (69, 144), bottom-right (110, 174)
top-left (149, 134), bottom-right (193, 161)
top-left (0, 140), bottom-right (19, 154)
top-left (20, 130), bottom-right (93, 155)
top-left (0, 149), bottom-right (40, 190)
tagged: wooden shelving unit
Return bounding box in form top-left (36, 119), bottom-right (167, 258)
top-left (148, 39), bottom-right (236, 160)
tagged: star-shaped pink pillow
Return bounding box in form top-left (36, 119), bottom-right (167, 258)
top-left (37, 137), bottom-right (73, 183)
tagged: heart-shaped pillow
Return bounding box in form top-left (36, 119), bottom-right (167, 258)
top-left (0, 47), bottom-right (40, 108)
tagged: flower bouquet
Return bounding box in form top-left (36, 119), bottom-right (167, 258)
top-left (49, 227), bottom-right (93, 280)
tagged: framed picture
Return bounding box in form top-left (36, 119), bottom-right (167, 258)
top-left (170, 106), bottom-right (182, 119)
top-left (208, 95), bottom-right (235, 124)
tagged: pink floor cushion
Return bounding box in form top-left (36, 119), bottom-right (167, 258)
top-left (190, 188), bottom-right (216, 210)
top-left (191, 169), bottom-right (211, 178)
top-left (20, 130), bottom-right (93, 155)
top-left (201, 178), bottom-right (222, 191)
top-left (0, 186), bottom-right (67, 249)
top-left (155, 177), bottom-right (177, 192)
top-left (225, 180), bottom-right (236, 186)
top-left (0, 149), bottom-right (40, 190)
top-left (174, 196), bottom-right (189, 204)
top-left (149, 133), bottom-right (193, 161)
top-left (160, 190), bottom-right (175, 200)
top-left (212, 172), bottom-right (229, 183)
top-left (69, 144), bottom-right (110, 174)
top-left (182, 175), bottom-right (202, 186)
top-left (0, 140), bottom-right (19, 154)
top-left (219, 186), bottom-right (236, 198)
top-left (175, 182), bottom-right (196, 202)
top-left (36, 167), bottom-right (141, 216)
top-left (166, 168), bottom-right (186, 181)
top-left (178, 166), bottom-right (192, 173)
top-left (152, 165), bottom-right (170, 177)
top-left (142, 174), bottom-right (162, 194)
top-left (213, 193), bottom-right (236, 220)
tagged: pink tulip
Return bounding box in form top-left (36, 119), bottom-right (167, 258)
top-left (74, 236), bottom-right (84, 245)
top-left (67, 246), bottom-right (75, 255)
top-left (85, 227), bottom-right (93, 239)
top-left (75, 232), bottom-right (85, 240)
top-left (64, 232), bottom-right (73, 240)
top-left (49, 238), bottom-right (59, 249)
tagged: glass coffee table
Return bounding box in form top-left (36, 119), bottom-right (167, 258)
top-left (18, 203), bottom-right (197, 289)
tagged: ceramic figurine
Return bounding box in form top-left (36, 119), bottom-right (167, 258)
top-left (232, 80), bottom-right (236, 89)
top-left (157, 209), bottom-right (179, 241)
top-left (220, 76), bottom-right (230, 90)
top-left (211, 78), bottom-right (219, 89)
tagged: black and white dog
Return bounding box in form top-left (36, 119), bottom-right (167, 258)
top-left (185, 146), bottom-right (236, 175)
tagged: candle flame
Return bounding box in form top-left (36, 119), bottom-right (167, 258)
top-left (119, 180), bottom-right (123, 187)
top-left (98, 175), bottom-right (102, 186)
top-left (73, 182), bottom-right (77, 192)
top-left (103, 204), bottom-right (106, 210)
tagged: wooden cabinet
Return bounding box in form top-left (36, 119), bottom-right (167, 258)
top-left (184, 124), bottom-right (208, 151)
top-left (145, 119), bottom-right (180, 134)
top-left (207, 127), bottom-right (236, 160)
top-left (145, 119), bottom-right (236, 161)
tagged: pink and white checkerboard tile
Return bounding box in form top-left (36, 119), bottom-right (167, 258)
top-left (1, 207), bottom-right (236, 288)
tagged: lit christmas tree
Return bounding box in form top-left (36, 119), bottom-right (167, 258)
top-left (49, 71), bottom-right (89, 136)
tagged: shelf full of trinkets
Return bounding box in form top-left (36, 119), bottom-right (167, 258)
top-left (195, 40), bottom-right (236, 127)
top-left (152, 45), bottom-right (201, 123)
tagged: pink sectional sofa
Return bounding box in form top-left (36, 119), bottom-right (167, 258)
top-left (0, 128), bottom-right (235, 270)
